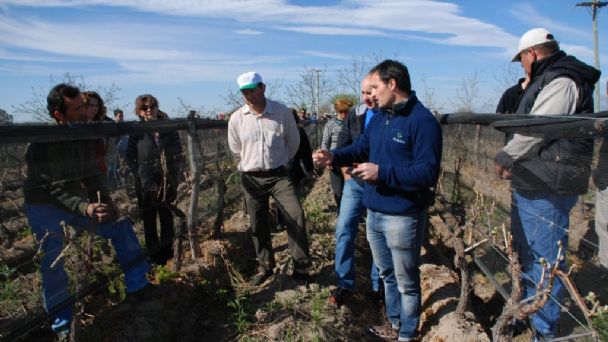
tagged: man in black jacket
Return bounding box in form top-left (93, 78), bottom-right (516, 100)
top-left (328, 74), bottom-right (382, 308)
top-left (496, 75), bottom-right (529, 115)
top-left (494, 28), bottom-right (600, 340)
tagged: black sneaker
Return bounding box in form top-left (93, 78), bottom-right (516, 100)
top-left (252, 269), bottom-right (273, 286)
top-left (328, 287), bottom-right (353, 308)
top-left (291, 270), bottom-right (313, 284)
top-left (127, 283), bottom-right (159, 302)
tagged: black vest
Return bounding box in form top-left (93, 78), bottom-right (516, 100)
top-left (510, 51), bottom-right (599, 194)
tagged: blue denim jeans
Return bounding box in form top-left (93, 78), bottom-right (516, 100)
top-left (25, 204), bottom-right (151, 332)
top-left (366, 209), bottom-right (426, 339)
top-left (334, 179), bottom-right (381, 291)
top-left (511, 191), bottom-right (577, 337)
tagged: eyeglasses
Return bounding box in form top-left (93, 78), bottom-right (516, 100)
top-left (140, 104), bottom-right (157, 111)
top-left (520, 48), bottom-right (535, 59)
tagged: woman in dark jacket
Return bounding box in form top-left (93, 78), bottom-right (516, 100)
top-left (126, 94), bottom-right (185, 265)
top-left (291, 109), bottom-right (314, 191)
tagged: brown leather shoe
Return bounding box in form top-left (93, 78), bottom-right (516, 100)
top-left (364, 322), bottom-right (399, 341)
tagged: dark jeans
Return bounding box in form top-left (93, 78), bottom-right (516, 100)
top-left (241, 171), bottom-right (311, 272)
top-left (329, 168), bottom-right (344, 210)
top-left (140, 191), bottom-right (174, 265)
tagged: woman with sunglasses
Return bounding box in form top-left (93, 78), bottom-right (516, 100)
top-left (125, 94), bottom-right (185, 265)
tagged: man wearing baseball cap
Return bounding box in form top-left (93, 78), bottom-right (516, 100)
top-left (494, 28), bottom-right (600, 340)
top-left (228, 71), bottom-right (312, 286)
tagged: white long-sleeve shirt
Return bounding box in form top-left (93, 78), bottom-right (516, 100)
top-left (228, 99), bottom-right (300, 172)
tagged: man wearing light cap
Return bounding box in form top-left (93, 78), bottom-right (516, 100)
top-left (494, 28), bottom-right (600, 340)
top-left (228, 71), bottom-right (312, 286)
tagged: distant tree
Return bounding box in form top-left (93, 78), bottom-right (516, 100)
top-left (419, 74), bottom-right (444, 114)
top-left (450, 70), bottom-right (488, 113)
top-left (222, 88), bottom-right (244, 114)
top-left (329, 93), bottom-right (359, 109)
top-left (174, 97), bottom-right (211, 118)
top-left (12, 73), bottom-right (121, 122)
top-left (285, 66), bottom-right (334, 114)
top-left (335, 52), bottom-right (385, 98)
top-left (493, 62), bottom-right (523, 96)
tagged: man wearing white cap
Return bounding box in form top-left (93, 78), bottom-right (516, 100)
top-left (228, 71), bottom-right (312, 286)
top-left (494, 28), bottom-right (600, 340)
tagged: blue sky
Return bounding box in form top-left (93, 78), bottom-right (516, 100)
top-left (0, 0), bottom-right (606, 122)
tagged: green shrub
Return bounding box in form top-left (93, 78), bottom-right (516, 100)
top-left (153, 264), bottom-right (179, 284)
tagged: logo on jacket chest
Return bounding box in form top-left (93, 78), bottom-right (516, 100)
top-left (392, 129), bottom-right (406, 144)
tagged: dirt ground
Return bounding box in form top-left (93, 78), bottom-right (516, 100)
top-left (1, 168), bottom-right (605, 341)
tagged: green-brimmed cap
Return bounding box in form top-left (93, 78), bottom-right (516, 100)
top-left (237, 71), bottom-right (262, 90)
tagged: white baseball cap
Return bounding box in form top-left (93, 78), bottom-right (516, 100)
top-left (237, 71), bottom-right (263, 90)
top-left (512, 28), bottom-right (557, 62)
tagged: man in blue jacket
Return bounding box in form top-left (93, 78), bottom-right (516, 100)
top-left (313, 60), bottom-right (442, 341)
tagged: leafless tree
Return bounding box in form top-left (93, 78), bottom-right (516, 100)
top-left (419, 74), bottom-right (444, 114)
top-left (174, 97), bottom-right (211, 118)
top-left (335, 52), bottom-right (398, 99)
top-left (222, 88), bottom-right (244, 114)
top-left (450, 70), bottom-right (488, 113)
top-left (335, 53), bottom-right (384, 97)
top-left (285, 66), bottom-right (334, 113)
top-left (493, 62), bottom-right (523, 96)
top-left (12, 73), bottom-right (121, 122)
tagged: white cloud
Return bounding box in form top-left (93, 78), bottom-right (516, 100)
top-left (3, 0), bottom-right (518, 50)
top-left (279, 25), bottom-right (384, 36)
top-left (299, 50), bottom-right (351, 60)
top-left (511, 3), bottom-right (590, 40)
top-left (236, 29), bottom-right (263, 35)
top-left (0, 14), bottom-right (197, 61)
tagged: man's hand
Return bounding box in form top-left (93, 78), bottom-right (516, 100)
top-left (351, 162), bottom-right (379, 182)
top-left (494, 161), bottom-right (512, 180)
top-left (312, 149), bottom-right (333, 167)
top-left (341, 166), bottom-right (351, 180)
top-left (86, 203), bottom-right (117, 222)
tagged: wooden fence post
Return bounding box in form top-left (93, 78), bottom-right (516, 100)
top-left (474, 124), bottom-right (480, 170)
top-left (213, 139), bottom-right (225, 238)
top-left (187, 112), bottom-right (202, 260)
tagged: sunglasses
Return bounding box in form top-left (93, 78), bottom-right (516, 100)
top-left (140, 104), bottom-right (157, 111)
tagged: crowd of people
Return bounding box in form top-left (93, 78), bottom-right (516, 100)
top-left (22, 26), bottom-right (605, 341)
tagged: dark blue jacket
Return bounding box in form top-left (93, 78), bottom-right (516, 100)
top-left (331, 94), bottom-right (442, 215)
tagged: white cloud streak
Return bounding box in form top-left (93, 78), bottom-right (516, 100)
top-left (299, 50), bottom-right (351, 60)
top-left (0, 0), bottom-right (527, 85)
top-left (236, 29), bottom-right (263, 35)
top-left (511, 3), bottom-right (590, 40)
top-left (3, 0), bottom-right (518, 49)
